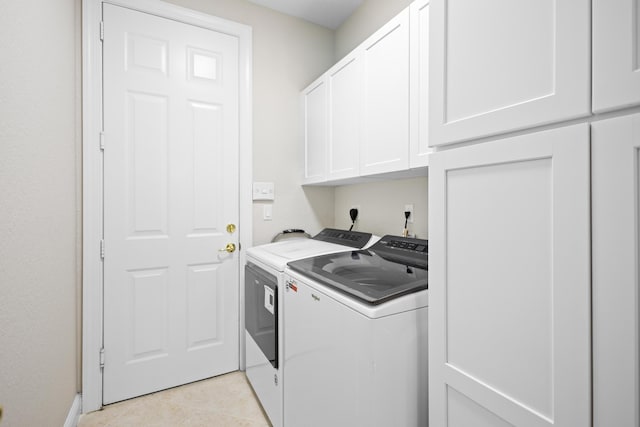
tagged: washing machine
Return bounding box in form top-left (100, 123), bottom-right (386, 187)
top-left (244, 228), bottom-right (375, 427)
top-left (283, 235), bottom-right (429, 427)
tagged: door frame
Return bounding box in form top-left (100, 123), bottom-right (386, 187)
top-left (82, 0), bottom-right (252, 413)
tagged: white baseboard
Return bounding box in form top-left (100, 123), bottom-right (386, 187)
top-left (64, 394), bottom-right (82, 427)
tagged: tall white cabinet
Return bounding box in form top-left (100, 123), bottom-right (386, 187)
top-left (592, 113), bottom-right (640, 427)
top-left (429, 125), bottom-right (591, 427)
top-left (428, 0), bottom-right (640, 426)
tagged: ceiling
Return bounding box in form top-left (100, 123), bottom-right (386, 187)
top-left (246, 0), bottom-right (364, 30)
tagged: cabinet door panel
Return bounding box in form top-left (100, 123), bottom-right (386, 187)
top-left (327, 53), bottom-right (361, 180)
top-left (361, 9), bottom-right (410, 176)
top-left (429, 124), bottom-right (591, 426)
top-left (410, 0), bottom-right (431, 168)
top-left (592, 114), bottom-right (640, 426)
top-left (430, 0), bottom-right (590, 146)
top-left (301, 77), bottom-right (326, 184)
top-left (593, 0), bottom-right (640, 112)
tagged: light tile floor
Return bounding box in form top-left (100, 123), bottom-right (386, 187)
top-left (78, 371), bottom-right (271, 427)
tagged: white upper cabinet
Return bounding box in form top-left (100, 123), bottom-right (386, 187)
top-left (592, 113), bottom-right (640, 426)
top-left (327, 50), bottom-right (362, 181)
top-left (360, 8), bottom-right (411, 176)
top-left (300, 5), bottom-right (428, 185)
top-left (429, 123), bottom-right (591, 427)
top-left (592, 0), bottom-right (640, 112)
top-left (301, 76), bottom-right (326, 184)
top-left (409, 0), bottom-right (431, 168)
top-left (429, 0), bottom-right (591, 146)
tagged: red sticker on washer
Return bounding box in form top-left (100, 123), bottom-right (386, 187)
top-left (289, 283), bottom-right (298, 292)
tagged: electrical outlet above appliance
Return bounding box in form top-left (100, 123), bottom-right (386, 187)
top-left (404, 204), bottom-right (414, 223)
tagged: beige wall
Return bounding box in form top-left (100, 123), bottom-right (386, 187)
top-left (0, 0), bottom-right (81, 425)
top-left (334, 177), bottom-right (429, 238)
top-left (165, 0), bottom-right (337, 245)
top-left (332, 0), bottom-right (429, 239)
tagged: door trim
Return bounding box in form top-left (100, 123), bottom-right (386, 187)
top-left (82, 0), bottom-right (252, 413)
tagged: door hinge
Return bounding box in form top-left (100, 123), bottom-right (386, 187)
top-left (100, 347), bottom-right (105, 369)
top-left (99, 21), bottom-right (104, 41)
top-left (100, 239), bottom-right (105, 260)
top-left (99, 131), bottom-right (105, 151)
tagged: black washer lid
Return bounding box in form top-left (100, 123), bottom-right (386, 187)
top-left (288, 235), bottom-right (428, 305)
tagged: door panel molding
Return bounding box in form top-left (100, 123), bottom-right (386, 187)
top-left (82, 0), bottom-right (252, 413)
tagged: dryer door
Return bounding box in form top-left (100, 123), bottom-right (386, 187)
top-left (245, 262), bottom-right (278, 368)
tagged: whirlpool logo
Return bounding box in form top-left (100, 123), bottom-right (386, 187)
top-left (286, 281), bottom-right (298, 293)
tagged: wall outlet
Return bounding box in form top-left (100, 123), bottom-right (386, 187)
top-left (404, 204), bottom-right (414, 223)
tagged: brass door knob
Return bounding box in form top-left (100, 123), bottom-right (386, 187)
top-left (219, 243), bottom-right (236, 253)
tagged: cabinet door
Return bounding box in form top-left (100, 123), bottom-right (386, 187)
top-left (327, 51), bottom-right (361, 181)
top-left (360, 8), bottom-right (410, 176)
top-left (429, 0), bottom-right (590, 147)
top-left (409, 0), bottom-right (431, 168)
top-left (429, 124), bottom-right (591, 427)
top-left (592, 114), bottom-right (640, 426)
top-left (301, 76), bottom-right (326, 184)
top-left (593, 0), bottom-right (640, 112)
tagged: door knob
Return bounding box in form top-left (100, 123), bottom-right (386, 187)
top-left (219, 243), bottom-right (236, 253)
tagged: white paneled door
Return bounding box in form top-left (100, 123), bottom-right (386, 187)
top-left (429, 124), bottom-right (591, 426)
top-left (102, 4), bottom-right (239, 404)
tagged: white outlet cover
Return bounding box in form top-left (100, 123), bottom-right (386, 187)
top-left (404, 204), bottom-right (414, 223)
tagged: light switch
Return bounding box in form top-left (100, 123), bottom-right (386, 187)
top-left (263, 204), bottom-right (273, 221)
top-left (253, 182), bottom-right (275, 201)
